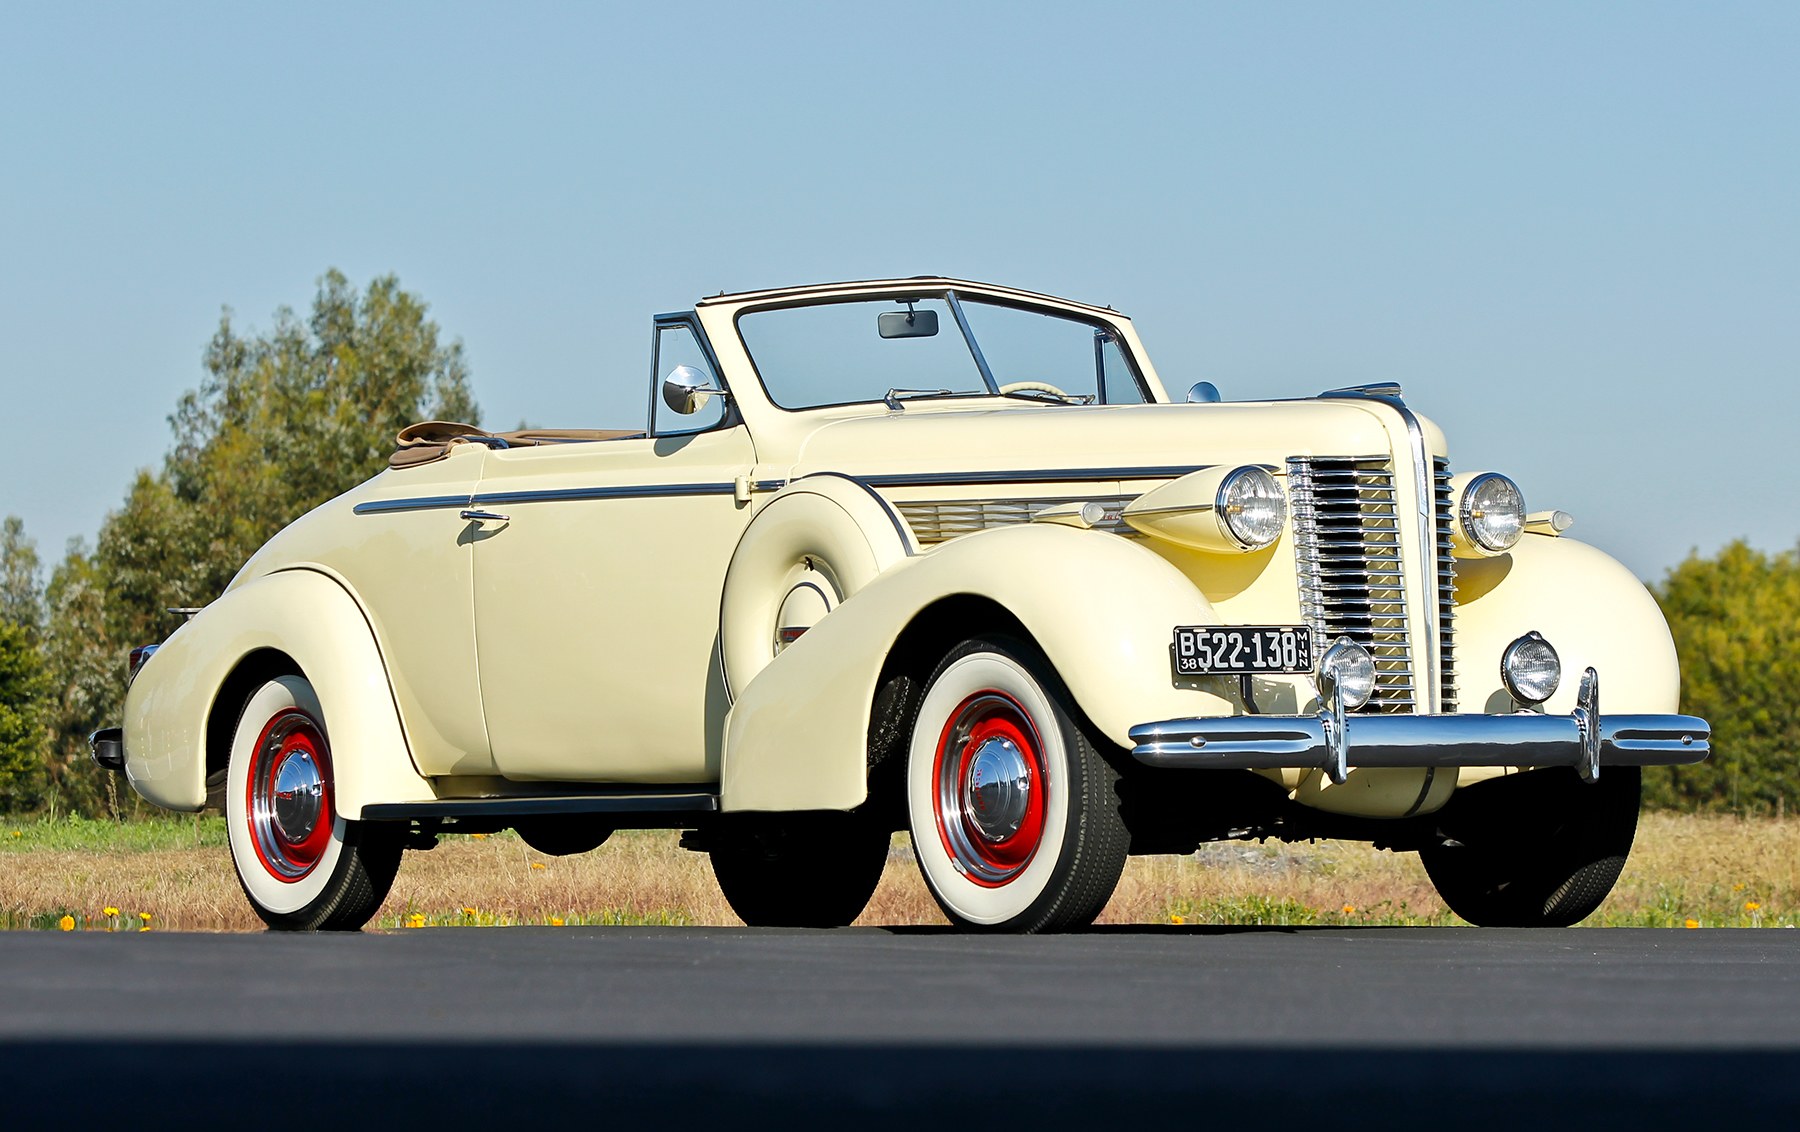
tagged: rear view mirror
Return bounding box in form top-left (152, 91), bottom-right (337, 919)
top-left (878, 309), bottom-right (939, 339)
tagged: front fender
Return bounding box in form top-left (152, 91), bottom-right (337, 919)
top-left (722, 524), bottom-right (1228, 811)
top-left (1453, 534), bottom-right (1680, 715)
top-left (122, 567), bottom-right (432, 817)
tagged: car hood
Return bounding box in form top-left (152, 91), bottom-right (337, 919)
top-left (787, 398), bottom-right (1447, 483)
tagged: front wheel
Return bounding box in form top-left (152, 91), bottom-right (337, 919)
top-left (1420, 766), bottom-right (1641, 927)
top-left (906, 637), bottom-right (1129, 933)
top-left (226, 675), bottom-right (402, 931)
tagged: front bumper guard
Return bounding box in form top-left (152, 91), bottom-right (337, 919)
top-left (1128, 667), bottom-right (1708, 784)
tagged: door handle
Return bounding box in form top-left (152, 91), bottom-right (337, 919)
top-left (459, 509), bottom-right (511, 522)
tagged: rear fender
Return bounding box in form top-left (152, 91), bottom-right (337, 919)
top-left (122, 567), bottom-right (431, 817)
top-left (721, 524), bottom-right (1227, 811)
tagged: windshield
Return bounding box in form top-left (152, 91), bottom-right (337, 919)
top-left (736, 293), bottom-right (1149, 410)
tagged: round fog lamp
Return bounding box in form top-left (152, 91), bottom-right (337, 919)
top-left (1501, 631), bottom-right (1561, 704)
top-left (1319, 637), bottom-right (1376, 710)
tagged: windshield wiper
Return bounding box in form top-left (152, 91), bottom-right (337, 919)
top-left (884, 387), bottom-right (956, 410)
top-left (996, 388), bottom-right (1095, 405)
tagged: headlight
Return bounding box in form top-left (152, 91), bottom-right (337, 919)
top-left (1501, 631), bottom-right (1561, 704)
top-left (1121, 464), bottom-right (1287, 553)
top-left (1217, 466), bottom-right (1286, 550)
top-left (1456, 472), bottom-right (1525, 555)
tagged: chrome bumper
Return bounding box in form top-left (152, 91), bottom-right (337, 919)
top-left (1128, 668), bottom-right (1708, 784)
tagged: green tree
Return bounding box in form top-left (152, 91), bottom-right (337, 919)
top-left (1, 516), bottom-right (43, 634)
top-left (1644, 540), bottom-right (1800, 813)
top-left (0, 517), bottom-right (47, 810)
top-left (35, 270), bottom-right (479, 816)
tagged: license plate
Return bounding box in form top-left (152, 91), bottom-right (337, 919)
top-left (1171, 625), bottom-right (1313, 676)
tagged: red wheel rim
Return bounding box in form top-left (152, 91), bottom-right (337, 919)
top-left (245, 707), bottom-right (334, 882)
top-left (931, 690), bottom-right (1048, 887)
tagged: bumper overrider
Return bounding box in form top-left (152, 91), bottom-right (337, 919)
top-left (1128, 666), bottom-right (1709, 785)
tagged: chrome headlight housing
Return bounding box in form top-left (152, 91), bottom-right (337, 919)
top-left (1455, 472), bottom-right (1525, 555)
top-left (1217, 466), bottom-right (1286, 550)
top-left (1501, 631), bottom-right (1562, 705)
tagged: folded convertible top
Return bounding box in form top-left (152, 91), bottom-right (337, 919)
top-left (389, 420), bottom-right (644, 468)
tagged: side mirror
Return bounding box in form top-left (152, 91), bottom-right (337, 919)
top-left (1184, 381), bottom-right (1222, 404)
top-left (878, 309), bottom-right (939, 339)
top-left (661, 365), bottom-right (727, 415)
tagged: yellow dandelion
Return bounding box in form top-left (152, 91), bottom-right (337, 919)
top-left (9, 830), bottom-right (20, 838)
top-left (103, 906), bottom-right (119, 918)
top-left (1733, 883), bottom-right (1746, 892)
top-left (58, 915), bottom-right (75, 932)
top-left (530, 862), bottom-right (547, 871)
top-left (405, 913), bottom-right (426, 929)
top-left (1746, 902), bottom-right (1762, 912)
top-left (549, 916), bottom-right (566, 927)
top-left (139, 925), bottom-right (151, 933)
top-left (1169, 913), bottom-right (1185, 925)
top-left (1685, 918), bottom-right (1700, 929)
top-left (138, 911), bottom-right (152, 923)
top-left (1342, 904), bottom-right (1356, 915)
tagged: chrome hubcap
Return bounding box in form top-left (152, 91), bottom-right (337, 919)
top-left (963, 736), bottom-right (1031, 842)
top-left (932, 690), bottom-right (1048, 886)
top-left (271, 750), bottom-right (323, 843)
top-left (247, 708), bottom-right (333, 881)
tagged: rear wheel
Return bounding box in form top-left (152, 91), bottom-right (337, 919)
top-left (1420, 766), bottom-right (1640, 927)
top-left (226, 676), bottom-right (401, 931)
top-left (710, 813), bottom-right (891, 927)
top-left (906, 637), bottom-right (1129, 933)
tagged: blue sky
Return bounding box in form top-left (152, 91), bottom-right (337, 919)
top-left (1, 1), bottom-right (1794, 579)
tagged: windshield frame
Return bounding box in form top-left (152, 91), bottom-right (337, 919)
top-left (730, 288), bottom-right (1152, 413)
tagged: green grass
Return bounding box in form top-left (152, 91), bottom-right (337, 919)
top-left (1, 813), bottom-right (227, 853)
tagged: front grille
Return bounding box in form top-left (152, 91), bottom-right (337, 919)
top-left (895, 496), bottom-right (1137, 545)
top-left (1288, 456), bottom-right (1416, 712)
top-left (1434, 458), bottom-right (1459, 712)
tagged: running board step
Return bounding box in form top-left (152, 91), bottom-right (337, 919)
top-left (362, 790), bottom-right (719, 822)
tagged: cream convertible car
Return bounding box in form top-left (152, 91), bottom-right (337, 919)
top-left (96, 277), bottom-right (1709, 933)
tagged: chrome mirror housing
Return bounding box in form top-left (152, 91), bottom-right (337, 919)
top-left (1185, 381), bottom-right (1222, 404)
top-left (661, 365), bottom-right (727, 415)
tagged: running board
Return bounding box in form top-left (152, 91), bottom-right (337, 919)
top-left (361, 789), bottom-right (719, 822)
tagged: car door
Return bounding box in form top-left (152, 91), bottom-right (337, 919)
top-left (470, 316), bottom-right (756, 783)
top-left (326, 444), bottom-right (494, 776)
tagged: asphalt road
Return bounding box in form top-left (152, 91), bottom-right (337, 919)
top-left (4, 926), bottom-right (1798, 1127)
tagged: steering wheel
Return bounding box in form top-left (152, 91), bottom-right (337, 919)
top-left (998, 380), bottom-right (1071, 399)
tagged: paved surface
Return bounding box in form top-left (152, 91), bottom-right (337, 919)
top-left (3, 926), bottom-right (1798, 1126)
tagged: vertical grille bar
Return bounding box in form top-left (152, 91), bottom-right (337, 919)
top-left (1287, 456), bottom-right (1416, 712)
top-left (1434, 458), bottom-right (1459, 713)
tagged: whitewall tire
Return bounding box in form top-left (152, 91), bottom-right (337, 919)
top-left (906, 637), bottom-right (1129, 932)
top-left (226, 675), bottom-right (400, 931)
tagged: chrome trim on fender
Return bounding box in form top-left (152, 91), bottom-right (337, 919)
top-left (354, 482), bottom-right (740, 515)
top-left (472, 483), bottom-right (736, 506)
top-left (352, 494), bottom-right (474, 515)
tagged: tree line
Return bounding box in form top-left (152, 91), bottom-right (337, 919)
top-left (0, 270), bottom-right (476, 814)
top-left (0, 269), bottom-right (1791, 816)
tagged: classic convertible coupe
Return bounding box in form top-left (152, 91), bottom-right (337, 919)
top-left (95, 277), bottom-right (1710, 932)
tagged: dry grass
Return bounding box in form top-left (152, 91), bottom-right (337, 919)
top-left (5, 812), bottom-right (1798, 931)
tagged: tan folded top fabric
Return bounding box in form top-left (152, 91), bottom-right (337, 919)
top-left (389, 421), bottom-right (644, 468)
